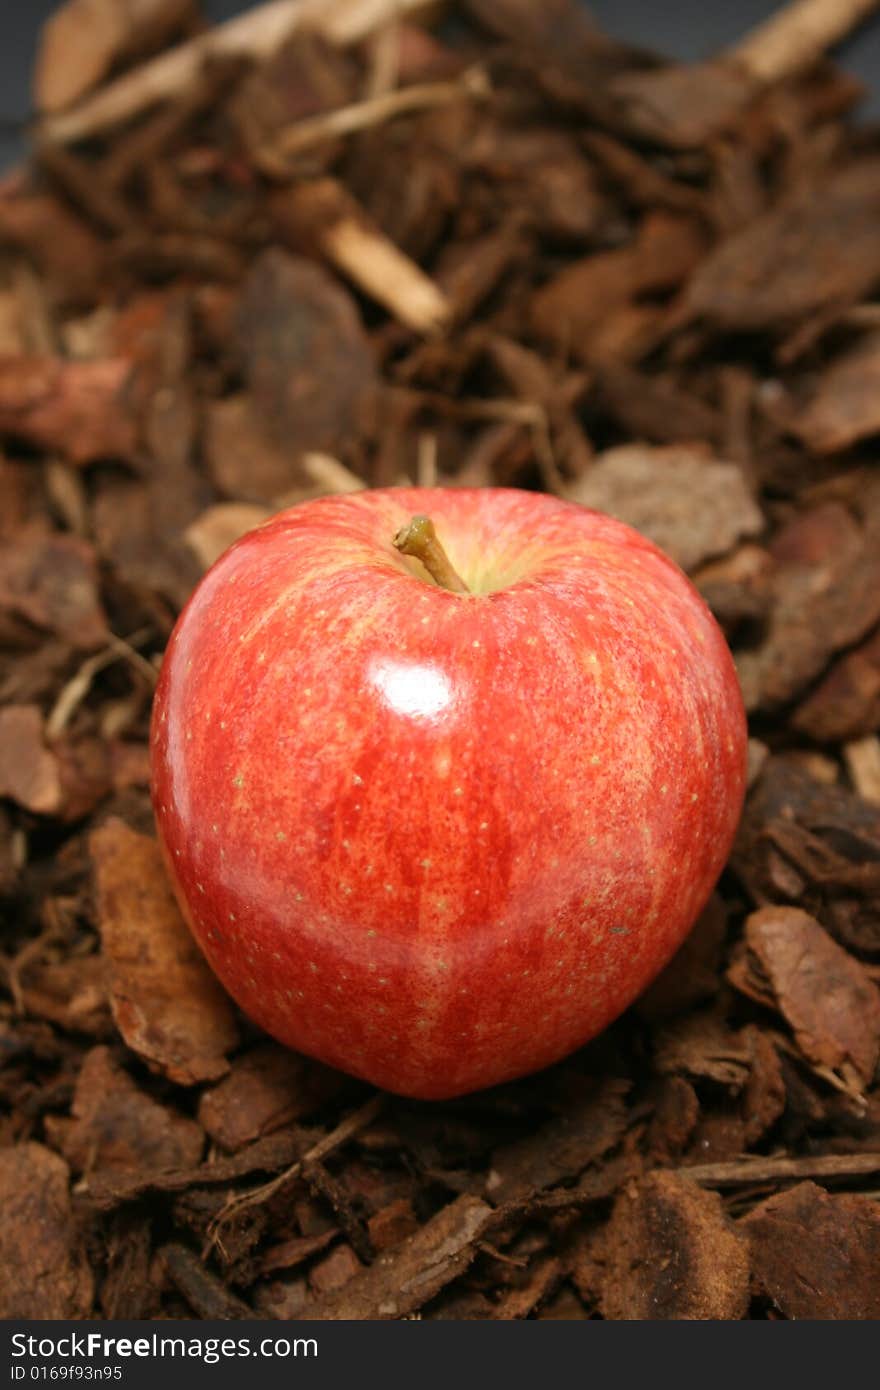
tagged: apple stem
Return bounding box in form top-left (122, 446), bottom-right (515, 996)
top-left (393, 515), bottom-right (471, 595)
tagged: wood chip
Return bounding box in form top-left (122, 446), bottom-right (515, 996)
top-left (736, 493), bottom-right (880, 710)
top-left (46, 1044), bottom-right (204, 1173)
top-left (843, 734), bottom-right (880, 805)
top-left (485, 1079), bottom-right (629, 1207)
top-left (198, 1044), bottom-right (342, 1152)
top-left (81, 1126), bottom-right (305, 1211)
top-left (271, 179), bottom-right (451, 334)
top-left (595, 1171), bottom-right (749, 1320)
top-left (0, 530), bottom-right (108, 649)
top-left (308, 1195), bottom-right (493, 1320)
top-left (0, 1143), bottom-right (93, 1318)
top-left (744, 1181), bottom-right (880, 1319)
top-left (792, 624), bottom-right (880, 741)
top-left (91, 818), bottom-right (239, 1084)
top-left (569, 444), bottom-right (763, 572)
top-left (0, 355), bottom-right (137, 464)
top-left (728, 905), bottom-right (880, 1097)
top-left (185, 502), bottom-right (272, 570)
top-left (35, 0), bottom-right (196, 114)
top-left (653, 1009), bottom-right (752, 1089)
top-left (795, 329), bottom-right (880, 453)
top-left (0, 704), bottom-right (62, 815)
top-left (235, 248), bottom-right (377, 459)
top-left (682, 160), bottom-right (880, 331)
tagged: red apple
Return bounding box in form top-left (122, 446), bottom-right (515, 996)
top-left (150, 487), bottom-right (746, 1099)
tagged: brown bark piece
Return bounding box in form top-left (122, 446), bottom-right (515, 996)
top-left (792, 624), bottom-right (880, 742)
top-left (736, 495), bottom-right (880, 710)
top-left (198, 1043), bottom-right (341, 1152)
top-left (744, 1181), bottom-right (880, 1319)
top-left (81, 1126), bottom-right (304, 1211)
top-left (259, 1229), bottom-right (337, 1275)
top-left (307, 1195), bottom-right (493, 1320)
top-left (653, 1009), bottom-right (752, 1089)
top-left (271, 179), bottom-right (451, 334)
top-left (729, 906), bottom-right (880, 1096)
top-left (234, 249), bottom-right (376, 461)
top-left (530, 212), bottom-right (706, 363)
top-left (15, 953), bottom-right (110, 1036)
top-left (367, 1198), bottom-right (420, 1253)
top-left (569, 444), bottom-right (762, 572)
top-left (646, 1076), bottom-right (700, 1162)
top-left (99, 1212), bottom-right (157, 1318)
top-left (91, 818), bottom-right (239, 1084)
top-left (35, 0), bottom-right (196, 114)
top-left (682, 161), bottom-right (880, 331)
top-left (308, 1243), bottom-right (363, 1296)
top-left (485, 1079), bottom-right (629, 1207)
top-left (202, 395), bottom-right (302, 504)
top-left (0, 355), bottom-right (137, 464)
top-left (47, 1044), bottom-right (204, 1173)
top-left (596, 1171), bottom-right (750, 1320)
top-left (90, 473), bottom-right (198, 610)
top-left (741, 1027), bottom-right (786, 1146)
top-left (795, 330), bottom-right (880, 453)
top-left (0, 530), bottom-right (108, 649)
top-left (489, 1256), bottom-right (561, 1319)
top-left (160, 1241), bottom-right (254, 1319)
top-left (608, 60), bottom-right (753, 149)
top-left (184, 501), bottom-right (272, 570)
top-left (0, 704), bottom-right (62, 815)
top-left (0, 1143), bottom-right (93, 1318)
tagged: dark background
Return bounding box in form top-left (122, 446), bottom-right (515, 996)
top-left (2, 0), bottom-right (880, 170)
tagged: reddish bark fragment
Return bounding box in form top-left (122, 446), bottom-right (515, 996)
top-left (744, 1182), bottom-right (880, 1319)
top-left (595, 1171), bottom-right (749, 1320)
top-left (46, 1044), bottom-right (204, 1174)
top-left (91, 818), bottom-right (239, 1085)
top-left (729, 906), bottom-right (880, 1096)
top-left (0, 1143), bottom-right (93, 1318)
top-left (0, 355), bottom-right (137, 464)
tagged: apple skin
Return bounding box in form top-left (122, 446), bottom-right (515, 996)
top-left (150, 487), bottom-right (747, 1099)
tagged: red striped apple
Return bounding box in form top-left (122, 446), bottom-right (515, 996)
top-left (150, 487), bottom-right (746, 1098)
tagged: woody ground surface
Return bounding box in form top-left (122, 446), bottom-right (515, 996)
top-left (1, 0), bottom-right (880, 1320)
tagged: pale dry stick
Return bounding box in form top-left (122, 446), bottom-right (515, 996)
top-left (843, 735), bottom-right (880, 805)
top-left (205, 1093), bottom-right (385, 1251)
top-left (300, 451), bottom-right (367, 494)
top-left (842, 303), bottom-right (880, 326)
top-left (46, 626), bottom-right (157, 740)
top-left (675, 1150), bottom-right (880, 1188)
top-left (726, 0), bottom-right (880, 85)
top-left (273, 175), bottom-right (451, 334)
top-left (268, 65), bottom-right (490, 162)
top-left (364, 19), bottom-right (402, 99)
top-left (39, 0), bottom-right (434, 146)
top-left (416, 432), bottom-right (438, 488)
top-left (324, 214), bottom-right (451, 334)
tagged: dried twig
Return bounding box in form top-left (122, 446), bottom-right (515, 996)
top-left (676, 1151), bottom-right (880, 1189)
top-left (264, 64), bottom-right (489, 164)
top-left (38, 0), bottom-right (434, 146)
top-left (160, 1244), bottom-right (259, 1320)
top-left (46, 628), bottom-right (157, 740)
top-left (843, 735), bottom-right (880, 805)
top-left (273, 179), bottom-right (451, 334)
top-left (205, 1094), bottom-right (385, 1248)
top-left (726, 0), bottom-right (880, 85)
